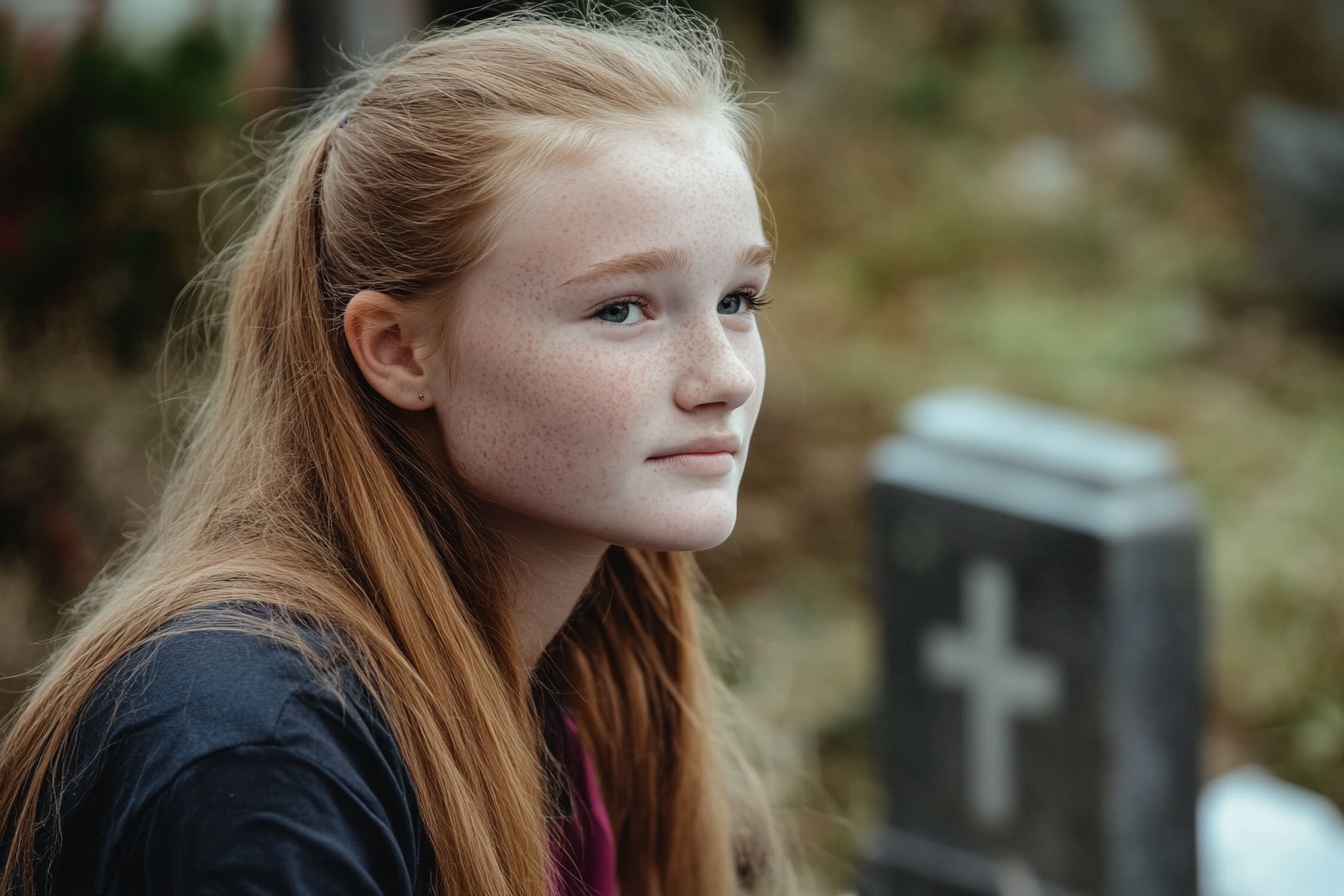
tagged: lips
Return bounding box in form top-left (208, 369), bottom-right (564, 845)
top-left (647, 435), bottom-right (742, 460)
top-left (647, 435), bottom-right (742, 477)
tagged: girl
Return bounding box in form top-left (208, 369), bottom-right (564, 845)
top-left (0, 7), bottom-right (787, 895)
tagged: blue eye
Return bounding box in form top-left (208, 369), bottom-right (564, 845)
top-left (719, 290), bottom-right (769, 315)
top-left (595, 300), bottom-right (647, 324)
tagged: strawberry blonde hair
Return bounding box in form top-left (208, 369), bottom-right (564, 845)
top-left (0, 8), bottom-right (787, 895)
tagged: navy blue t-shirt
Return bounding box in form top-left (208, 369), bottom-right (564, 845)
top-left (27, 609), bottom-right (435, 895)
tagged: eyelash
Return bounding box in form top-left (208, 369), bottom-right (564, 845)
top-left (729, 288), bottom-right (772, 312)
top-left (593, 289), bottom-right (771, 324)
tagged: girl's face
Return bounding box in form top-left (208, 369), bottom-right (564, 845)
top-left (428, 124), bottom-right (769, 553)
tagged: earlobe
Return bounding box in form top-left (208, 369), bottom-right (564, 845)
top-left (343, 290), bottom-right (434, 410)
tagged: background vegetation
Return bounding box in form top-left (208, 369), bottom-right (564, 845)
top-left (2, 1), bottom-right (1343, 891)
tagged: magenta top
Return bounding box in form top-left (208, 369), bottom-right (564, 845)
top-left (550, 711), bottom-right (619, 896)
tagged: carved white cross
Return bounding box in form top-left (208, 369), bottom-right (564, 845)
top-left (921, 557), bottom-right (1063, 829)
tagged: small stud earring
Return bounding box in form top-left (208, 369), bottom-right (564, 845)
top-left (418, 393), bottom-right (425, 402)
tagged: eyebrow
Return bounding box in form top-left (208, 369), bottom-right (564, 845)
top-left (560, 244), bottom-right (774, 287)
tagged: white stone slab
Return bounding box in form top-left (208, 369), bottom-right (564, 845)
top-left (1199, 766), bottom-right (1344, 896)
top-left (900, 387), bottom-right (1177, 488)
top-left (870, 434), bottom-right (1198, 540)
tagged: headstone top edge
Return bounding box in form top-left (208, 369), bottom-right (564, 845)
top-left (900, 387), bottom-right (1178, 486)
top-left (869, 436), bottom-right (1199, 539)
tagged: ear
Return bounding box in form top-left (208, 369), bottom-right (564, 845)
top-left (344, 290), bottom-right (435, 411)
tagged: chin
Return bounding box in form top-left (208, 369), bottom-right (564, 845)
top-left (616, 509), bottom-right (738, 553)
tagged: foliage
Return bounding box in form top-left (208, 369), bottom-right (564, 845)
top-left (1135, 0), bottom-right (1344, 164)
top-left (0, 21), bottom-right (245, 714)
top-left (0, 20), bottom-right (239, 366)
top-left (2, 3), bottom-right (1344, 892)
top-left (691, 2), bottom-right (1344, 889)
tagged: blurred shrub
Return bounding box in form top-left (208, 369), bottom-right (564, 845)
top-left (1135, 0), bottom-right (1344, 164)
top-left (894, 55), bottom-right (960, 126)
top-left (0, 413), bottom-right (91, 600)
top-left (0, 19), bottom-right (239, 366)
top-left (0, 20), bottom-right (246, 690)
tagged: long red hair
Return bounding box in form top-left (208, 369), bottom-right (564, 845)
top-left (0, 9), bottom-right (787, 896)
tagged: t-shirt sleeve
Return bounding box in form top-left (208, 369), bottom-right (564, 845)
top-left (130, 692), bottom-right (422, 896)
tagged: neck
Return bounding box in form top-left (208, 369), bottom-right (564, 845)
top-left (413, 414), bottom-right (606, 669)
top-left (485, 509), bottom-right (609, 670)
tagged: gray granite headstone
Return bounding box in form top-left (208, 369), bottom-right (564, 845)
top-left (859, 388), bottom-right (1203, 896)
top-left (1243, 96), bottom-right (1344, 307)
top-left (1048, 0), bottom-right (1154, 97)
top-left (1325, 0), bottom-right (1344, 62)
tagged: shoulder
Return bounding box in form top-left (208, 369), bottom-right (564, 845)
top-left (81, 604), bottom-right (367, 764)
top-left (72, 603), bottom-right (408, 796)
top-left (50, 604), bottom-right (429, 893)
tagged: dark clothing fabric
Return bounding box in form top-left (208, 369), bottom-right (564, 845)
top-left (16, 606), bottom-right (616, 896)
top-left (31, 608), bottom-right (433, 896)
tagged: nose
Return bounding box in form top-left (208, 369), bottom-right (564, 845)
top-left (672, 316), bottom-right (760, 413)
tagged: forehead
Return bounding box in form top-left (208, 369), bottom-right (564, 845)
top-left (484, 123), bottom-right (764, 271)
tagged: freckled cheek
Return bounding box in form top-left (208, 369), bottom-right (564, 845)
top-left (738, 341), bottom-right (768, 435)
top-left (745, 343), bottom-right (766, 387)
top-left (447, 340), bottom-right (652, 481)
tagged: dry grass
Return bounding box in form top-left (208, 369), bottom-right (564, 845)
top-left (4, 3), bottom-right (1344, 893)
top-left (695, 1), bottom-right (1344, 890)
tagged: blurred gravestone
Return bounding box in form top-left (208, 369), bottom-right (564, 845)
top-left (1047, 0), bottom-right (1154, 96)
top-left (1326, 0), bottom-right (1344, 62)
top-left (859, 388), bottom-right (1203, 896)
top-left (1243, 96), bottom-right (1344, 308)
